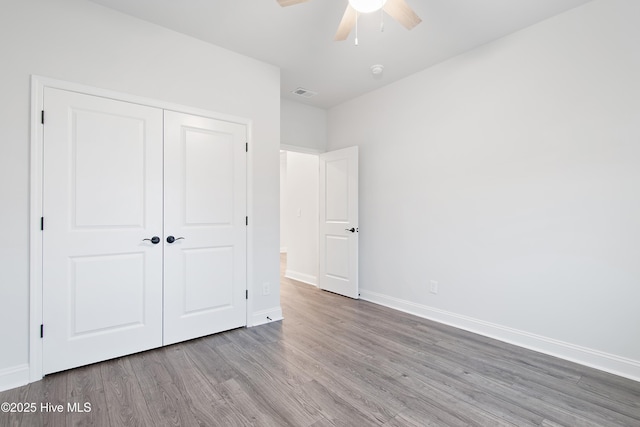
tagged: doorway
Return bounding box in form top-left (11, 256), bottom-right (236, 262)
top-left (280, 150), bottom-right (320, 286)
top-left (280, 146), bottom-right (359, 299)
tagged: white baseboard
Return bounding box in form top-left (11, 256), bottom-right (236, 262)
top-left (0, 364), bottom-right (30, 392)
top-left (250, 307), bottom-right (283, 327)
top-left (360, 290), bottom-right (640, 383)
top-left (285, 269), bottom-right (318, 287)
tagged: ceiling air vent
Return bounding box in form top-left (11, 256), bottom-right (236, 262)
top-left (291, 87), bottom-right (318, 98)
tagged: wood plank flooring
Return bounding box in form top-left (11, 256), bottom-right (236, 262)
top-left (1, 254), bottom-right (639, 426)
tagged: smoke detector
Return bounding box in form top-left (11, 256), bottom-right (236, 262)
top-left (291, 87), bottom-right (318, 98)
top-left (370, 64), bottom-right (384, 79)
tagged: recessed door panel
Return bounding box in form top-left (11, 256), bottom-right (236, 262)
top-left (324, 235), bottom-right (350, 280)
top-left (43, 88), bottom-right (164, 375)
top-left (163, 111), bottom-right (247, 345)
top-left (184, 128), bottom-right (235, 225)
top-left (183, 247), bottom-right (234, 314)
top-left (71, 253), bottom-right (145, 335)
top-left (73, 110), bottom-right (145, 228)
top-left (325, 159), bottom-right (349, 223)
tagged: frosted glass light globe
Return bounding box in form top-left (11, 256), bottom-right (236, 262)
top-left (348, 0), bottom-right (388, 14)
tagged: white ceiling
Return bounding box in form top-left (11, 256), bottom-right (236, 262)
top-left (87, 0), bottom-right (591, 109)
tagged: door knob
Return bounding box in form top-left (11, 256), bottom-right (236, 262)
top-left (166, 236), bottom-right (185, 244)
top-left (143, 236), bottom-right (161, 244)
top-left (345, 228), bottom-right (357, 233)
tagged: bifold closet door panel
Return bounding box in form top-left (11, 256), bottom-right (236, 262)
top-left (162, 111), bottom-right (248, 345)
top-left (42, 88), bottom-right (164, 375)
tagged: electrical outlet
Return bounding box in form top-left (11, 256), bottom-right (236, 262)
top-left (430, 280), bottom-right (438, 295)
top-left (262, 282), bottom-right (271, 296)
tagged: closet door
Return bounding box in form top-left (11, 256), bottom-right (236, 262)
top-left (42, 88), bottom-right (164, 374)
top-left (163, 111), bottom-right (247, 345)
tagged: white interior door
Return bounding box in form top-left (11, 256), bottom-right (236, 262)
top-left (163, 111), bottom-right (247, 345)
top-left (319, 146), bottom-right (359, 299)
top-left (42, 88), bottom-right (164, 374)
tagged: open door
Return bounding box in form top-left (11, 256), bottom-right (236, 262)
top-left (319, 146), bottom-right (359, 299)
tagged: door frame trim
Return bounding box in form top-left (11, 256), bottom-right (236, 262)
top-left (29, 75), bottom-right (254, 383)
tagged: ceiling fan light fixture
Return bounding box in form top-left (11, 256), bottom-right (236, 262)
top-left (348, 0), bottom-right (388, 14)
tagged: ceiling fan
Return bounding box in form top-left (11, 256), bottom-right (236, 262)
top-left (277, 0), bottom-right (421, 41)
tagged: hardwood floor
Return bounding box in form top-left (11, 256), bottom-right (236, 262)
top-left (2, 254), bottom-right (639, 426)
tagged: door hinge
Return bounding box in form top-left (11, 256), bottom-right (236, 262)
top-left (40, 217), bottom-right (44, 231)
top-left (246, 290), bottom-right (248, 300)
top-left (41, 110), bottom-right (44, 125)
top-left (40, 324), bottom-right (44, 338)
top-left (246, 216), bottom-right (248, 226)
top-left (245, 142), bottom-right (248, 153)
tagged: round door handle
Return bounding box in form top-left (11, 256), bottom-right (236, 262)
top-left (143, 236), bottom-right (161, 244)
top-left (345, 228), bottom-right (357, 233)
top-left (166, 236), bottom-right (185, 244)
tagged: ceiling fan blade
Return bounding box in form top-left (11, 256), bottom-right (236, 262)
top-left (383, 0), bottom-right (422, 30)
top-left (277, 0), bottom-right (309, 7)
top-left (334, 5), bottom-right (357, 41)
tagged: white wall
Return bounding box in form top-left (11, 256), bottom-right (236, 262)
top-left (281, 98), bottom-right (327, 152)
top-left (0, 0), bottom-right (281, 391)
top-left (280, 152), bottom-right (288, 252)
top-left (328, 0), bottom-right (640, 380)
top-left (283, 152), bottom-right (320, 286)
